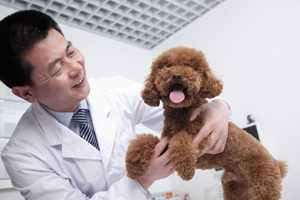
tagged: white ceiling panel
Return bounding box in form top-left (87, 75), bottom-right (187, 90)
top-left (0, 0), bottom-right (226, 49)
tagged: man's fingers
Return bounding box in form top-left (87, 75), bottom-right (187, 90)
top-left (154, 137), bottom-right (168, 157)
top-left (192, 124), bottom-right (211, 147)
top-left (167, 166), bottom-right (175, 175)
top-left (205, 131), bottom-right (226, 154)
top-left (206, 124), bottom-right (228, 154)
top-left (214, 130), bottom-right (227, 153)
top-left (158, 150), bottom-right (171, 165)
top-left (164, 162), bottom-right (175, 174)
top-left (190, 107), bottom-right (203, 121)
top-left (214, 138), bottom-right (226, 153)
top-left (206, 131), bottom-right (219, 150)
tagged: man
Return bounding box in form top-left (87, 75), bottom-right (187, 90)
top-left (0, 10), bottom-right (231, 200)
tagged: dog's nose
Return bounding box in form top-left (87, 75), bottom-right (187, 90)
top-left (173, 75), bottom-right (182, 80)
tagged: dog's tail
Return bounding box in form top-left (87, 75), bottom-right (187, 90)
top-left (276, 160), bottom-right (288, 178)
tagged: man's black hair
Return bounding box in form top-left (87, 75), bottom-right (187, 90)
top-left (0, 9), bottom-right (63, 88)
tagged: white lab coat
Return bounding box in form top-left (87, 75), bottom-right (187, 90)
top-left (1, 76), bottom-right (164, 200)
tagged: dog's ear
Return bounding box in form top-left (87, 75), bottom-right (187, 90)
top-left (199, 70), bottom-right (223, 98)
top-left (141, 78), bottom-right (160, 106)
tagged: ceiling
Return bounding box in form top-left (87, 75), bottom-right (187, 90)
top-left (0, 0), bottom-right (226, 49)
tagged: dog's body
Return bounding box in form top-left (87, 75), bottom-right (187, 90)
top-left (126, 47), bottom-right (287, 200)
top-left (164, 106), bottom-right (286, 199)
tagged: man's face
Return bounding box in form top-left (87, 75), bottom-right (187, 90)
top-left (23, 29), bottom-right (90, 112)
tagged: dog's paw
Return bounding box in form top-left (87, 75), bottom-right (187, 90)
top-left (126, 134), bottom-right (159, 179)
top-left (169, 147), bottom-right (198, 180)
top-left (168, 132), bottom-right (198, 180)
top-left (178, 164), bottom-right (196, 180)
top-left (176, 157), bottom-right (197, 180)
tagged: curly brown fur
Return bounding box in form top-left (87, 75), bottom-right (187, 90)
top-left (126, 47), bottom-right (287, 200)
top-left (222, 171), bottom-right (248, 200)
top-left (126, 134), bottom-right (159, 179)
top-left (168, 131), bottom-right (198, 180)
top-left (141, 80), bottom-right (160, 106)
top-left (143, 47), bottom-right (223, 103)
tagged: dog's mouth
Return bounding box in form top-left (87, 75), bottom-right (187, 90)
top-left (168, 84), bottom-right (187, 104)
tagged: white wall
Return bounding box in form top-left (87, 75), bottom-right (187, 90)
top-left (153, 0), bottom-right (300, 199)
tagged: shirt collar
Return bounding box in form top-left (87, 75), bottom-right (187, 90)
top-left (41, 100), bottom-right (88, 127)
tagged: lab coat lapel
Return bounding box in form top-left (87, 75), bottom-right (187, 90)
top-left (32, 103), bottom-right (101, 160)
top-left (87, 82), bottom-right (115, 169)
top-left (61, 128), bottom-right (101, 160)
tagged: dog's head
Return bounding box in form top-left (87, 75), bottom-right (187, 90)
top-left (142, 47), bottom-right (223, 108)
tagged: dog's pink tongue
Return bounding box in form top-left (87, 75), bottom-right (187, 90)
top-left (169, 91), bottom-right (185, 103)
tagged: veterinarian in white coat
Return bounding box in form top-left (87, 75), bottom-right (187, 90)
top-left (0, 10), bottom-right (231, 200)
top-left (2, 77), bottom-right (164, 200)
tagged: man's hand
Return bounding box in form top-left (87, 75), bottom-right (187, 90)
top-left (190, 99), bottom-right (231, 155)
top-left (137, 138), bottom-right (174, 189)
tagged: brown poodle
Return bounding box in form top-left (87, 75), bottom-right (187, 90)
top-left (126, 47), bottom-right (287, 200)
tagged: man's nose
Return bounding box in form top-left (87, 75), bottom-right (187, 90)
top-left (62, 57), bottom-right (81, 78)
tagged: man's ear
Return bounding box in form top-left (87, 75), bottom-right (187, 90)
top-left (12, 86), bottom-right (35, 103)
top-left (141, 79), bottom-right (160, 107)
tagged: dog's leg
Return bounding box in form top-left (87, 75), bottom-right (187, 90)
top-left (126, 134), bottom-right (160, 179)
top-left (225, 159), bottom-right (283, 200)
top-left (245, 160), bottom-right (283, 200)
top-left (168, 131), bottom-right (198, 180)
top-left (222, 171), bottom-right (248, 200)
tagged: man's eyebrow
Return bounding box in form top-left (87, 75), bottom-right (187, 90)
top-left (48, 41), bottom-right (72, 71)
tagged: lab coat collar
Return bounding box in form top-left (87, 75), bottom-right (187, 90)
top-left (32, 103), bottom-right (101, 160)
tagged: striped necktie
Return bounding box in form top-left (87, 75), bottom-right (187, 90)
top-left (71, 109), bottom-right (99, 150)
